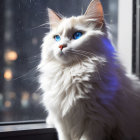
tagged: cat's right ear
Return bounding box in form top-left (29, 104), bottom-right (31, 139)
top-left (84, 0), bottom-right (104, 28)
top-left (47, 8), bottom-right (62, 29)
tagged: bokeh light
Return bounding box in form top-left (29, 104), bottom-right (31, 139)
top-left (4, 69), bottom-right (13, 81)
top-left (4, 50), bottom-right (18, 62)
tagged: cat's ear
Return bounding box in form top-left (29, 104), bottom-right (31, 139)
top-left (84, 0), bottom-right (104, 28)
top-left (47, 8), bottom-right (62, 29)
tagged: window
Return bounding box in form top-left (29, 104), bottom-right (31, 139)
top-left (0, 0), bottom-right (119, 124)
top-left (0, 0), bottom-right (137, 139)
top-left (0, 0), bottom-right (136, 139)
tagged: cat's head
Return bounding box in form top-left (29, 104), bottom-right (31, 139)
top-left (41, 0), bottom-right (111, 65)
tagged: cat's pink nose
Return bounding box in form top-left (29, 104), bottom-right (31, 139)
top-left (59, 44), bottom-right (67, 50)
top-left (59, 45), bottom-right (63, 50)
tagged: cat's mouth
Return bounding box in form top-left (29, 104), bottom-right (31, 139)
top-left (54, 49), bottom-right (75, 64)
top-left (58, 49), bottom-right (66, 56)
top-left (57, 48), bottom-right (70, 56)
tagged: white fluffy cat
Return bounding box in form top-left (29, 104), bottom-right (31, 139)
top-left (39, 0), bottom-right (140, 139)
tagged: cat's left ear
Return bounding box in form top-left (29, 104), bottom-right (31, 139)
top-left (84, 0), bottom-right (104, 28)
top-left (47, 8), bottom-right (62, 29)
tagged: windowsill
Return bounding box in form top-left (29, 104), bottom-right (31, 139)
top-left (0, 122), bottom-right (57, 140)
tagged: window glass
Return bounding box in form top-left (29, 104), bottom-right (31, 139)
top-left (0, 0), bottom-right (118, 123)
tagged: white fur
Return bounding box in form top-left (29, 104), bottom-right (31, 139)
top-left (39, 14), bottom-right (140, 140)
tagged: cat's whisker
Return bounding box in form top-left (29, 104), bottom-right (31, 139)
top-left (76, 49), bottom-right (96, 56)
top-left (74, 50), bottom-right (106, 63)
top-left (73, 49), bottom-right (95, 57)
top-left (28, 59), bottom-right (40, 63)
top-left (68, 50), bottom-right (92, 61)
top-left (71, 50), bottom-right (94, 63)
top-left (13, 66), bottom-right (38, 81)
top-left (31, 22), bottom-right (50, 30)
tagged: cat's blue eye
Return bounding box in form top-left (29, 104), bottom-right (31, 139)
top-left (73, 31), bottom-right (83, 40)
top-left (54, 35), bottom-right (61, 42)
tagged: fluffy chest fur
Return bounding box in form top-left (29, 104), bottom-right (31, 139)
top-left (40, 58), bottom-right (97, 116)
top-left (39, 58), bottom-right (120, 139)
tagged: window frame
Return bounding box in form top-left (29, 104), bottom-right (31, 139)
top-left (117, 0), bottom-right (133, 74)
top-left (0, 121), bottom-right (57, 140)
